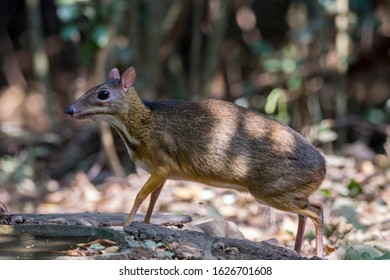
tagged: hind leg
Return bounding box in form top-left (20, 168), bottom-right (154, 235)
top-left (251, 189), bottom-right (324, 257)
top-left (294, 202), bottom-right (324, 258)
top-left (309, 202), bottom-right (324, 258)
top-left (294, 214), bottom-right (307, 254)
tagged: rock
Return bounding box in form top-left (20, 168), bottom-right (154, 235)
top-left (11, 215), bottom-right (24, 224)
top-left (190, 217), bottom-right (244, 239)
top-left (171, 242), bottom-right (203, 260)
top-left (2, 213), bottom-right (311, 260)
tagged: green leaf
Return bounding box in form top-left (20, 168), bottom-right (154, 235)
top-left (78, 39), bottom-right (97, 65)
top-left (286, 75), bottom-right (302, 91)
top-left (364, 108), bottom-right (386, 124)
top-left (59, 24), bottom-right (79, 41)
top-left (263, 58), bottom-right (282, 73)
top-left (81, 5), bottom-right (96, 20)
top-left (55, 0), bottom-right (89, 6)
top-left (265, 88), bottom-right (284, 115)
top-left (56, 4), bottom-right (80, 22)
top-left (319, 189), bottom-right (332, 197)
top-left (282, 58), bottom-right (297, 73)
top-left (251, 41), bottom-right (272, 55)
top-left (91, 25), bottom-right (109, 48)
top-left (347, 179), bottom-right (363, 197)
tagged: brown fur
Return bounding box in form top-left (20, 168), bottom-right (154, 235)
top-left (65, 67), bottom-right (326, 257)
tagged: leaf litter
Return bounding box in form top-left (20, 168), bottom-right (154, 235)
top-left (1, 146), bottom-right (390, 259)
top-left (66, 238), bottom-right (119, 257)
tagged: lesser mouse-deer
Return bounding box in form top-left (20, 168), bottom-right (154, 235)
top-left (65, 66), bottom-right (326, 257)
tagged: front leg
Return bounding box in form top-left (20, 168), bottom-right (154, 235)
top-left (144, 183), bottom-right (165, 223)
top-left (123, 173), bottom-right (167, 227)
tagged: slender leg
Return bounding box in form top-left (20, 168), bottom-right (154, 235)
top-left (123, 173), bottom-right (166, 228)
top-left (309, 202), bottom-right (324, 258)
top-left (292, 202), bottom-right (324, 258)
top-left (294, 214), bottom-right (307, 254)
top-left (144, 183), bottom-right (165, 223)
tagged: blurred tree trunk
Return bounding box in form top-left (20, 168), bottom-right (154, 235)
top-left (143, 0), bottom-right (165, 98)
top-left (190, 0), bottom-right (205, 99)
top-left (26, 0), bottom-right (58, 131)
top-left (201, 0), bottom-right (233, 98)
top-left (95, 16), bottom-right (126, 178)
top-left (335, 0), bottom-right (350, 147)
top-left (160, 1), bottom-right (193, 99)
top-left (0, 0), bottom-right (27, 90)
top-left (129, 0), bottom-right (140, 69)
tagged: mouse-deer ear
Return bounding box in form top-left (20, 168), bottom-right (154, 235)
top-left (109, 68), bottom-right (120, 80)
top-left (120, 66), bottom-right (136, 92)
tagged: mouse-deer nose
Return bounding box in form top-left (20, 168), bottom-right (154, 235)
top-left (64, 105), bottom-right (75, 116)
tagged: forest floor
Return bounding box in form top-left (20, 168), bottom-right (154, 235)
top-left (1, 140), bottom-right (390, 259)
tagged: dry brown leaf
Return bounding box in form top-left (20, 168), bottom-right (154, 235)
top-left (325, 244), bottom-right (336, 254)
top-left (77, 238), bottom-right (117, 248)
top-left (101, 246), bottom-right (120, 254)
top-left (66, 249), bottom-right (81, 256)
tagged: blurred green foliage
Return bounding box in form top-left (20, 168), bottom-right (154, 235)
top-left (50, 0), bottom-right (388, 153)
top-left (1, 0), bottom-right (389, 151)
top-left (0, 147), bottom-right (49, 194)
top-left (55, 0), bottom-right (117, 64)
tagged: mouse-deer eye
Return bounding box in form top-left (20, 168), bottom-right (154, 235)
top-left (97, 89), bottom-right (110, 100)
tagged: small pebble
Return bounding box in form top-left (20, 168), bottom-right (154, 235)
top-left (48, 217), bottom-right (69, 225)
top-left (224, 246), bottom-right (239, 255)
top-left (212, 241), bottom-right (225, 251)
top-left (11, 215), bottom-right (24, 224)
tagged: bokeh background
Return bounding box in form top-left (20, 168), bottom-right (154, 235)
top-left (1, 0), bottom-right (390, 259)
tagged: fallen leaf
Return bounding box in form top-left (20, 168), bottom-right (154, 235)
top-left (66, 249), bottom-right (81, 256)
top-left (143, 239), bottom-right (157, 250)
top-left (89, 243), bottom-right (105, 250)
top-left (77, 239), bottom-right (117, 248)
top-left (325, 244), bottom-right (335, 254)
top-left (101, 246), bottom-right (120, 254)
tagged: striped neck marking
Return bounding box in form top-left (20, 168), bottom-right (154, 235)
top-left (93, 114), bottom-right (139, 158)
